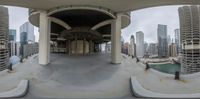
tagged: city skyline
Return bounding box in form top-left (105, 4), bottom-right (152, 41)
top-left (6, 5), bottom-right (180, 43)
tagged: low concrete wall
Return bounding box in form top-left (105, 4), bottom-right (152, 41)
top-left (0, 80), bottom-right (29, 98)
top-left (131, 76), bottom-right (200, 98)
top-left (139, 62), bottom-right (200, 80)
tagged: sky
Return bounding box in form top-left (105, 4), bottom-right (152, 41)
top-left (7, 6), bottom-right (39, 42)
top-left (7, 5), bottom-right (181, 43)
top-left (122, 5), bottom-right (181, 43)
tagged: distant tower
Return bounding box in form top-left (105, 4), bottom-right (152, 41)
top-left (174, 29), bottom-right (180, 54)
top-left (0, 6), bottom-right (9, 71)
top-left (157, 24), bottom-right (168, 58)
top-left (136, 31), bottom-right (144, 58)
top-left (179, 6), bottom-right (200, 74)
top-left (167, 35), bottom-right (171, 45)
top-left (20, 22), bottom-right (35, 44)
top-left (130, 35), bottom-right (136, 57)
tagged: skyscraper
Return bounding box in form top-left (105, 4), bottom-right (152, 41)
top-left (168, 43), bottom-right (177, 57)
top-left (136, 31), bottom-right (144, 58)
top-left (20, 22), bottom-right (35, 44)
top-left (9, 29), bottom-right (16, 42)
top-left (0, 6), bottom-right (9, 71)
top-left (129, 35), bottom-right (136, 57)
top-left (148, 43), bottom-right (158, 56)
top-left (167, 35), bottom-right (171, 45)
top-left (20, 32), bottom-right (28, 45)
top-left (174, 29), bottom-right (180, 54)
top-left (144, 42), bottom-right (148, 53)
top-left (157, 24), bottom-right (168, 58)
top-left (179, 6), bottom-right (200, 74)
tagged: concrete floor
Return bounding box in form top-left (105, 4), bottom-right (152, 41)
top-left (0, 53), bottom-right (140, 98)
top-left (1, 53), bottom-right (200, 98)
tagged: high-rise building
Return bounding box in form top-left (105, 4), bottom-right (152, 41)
top-left (148, 43), bottom-right (158, 56)
top-left (8, 41), bottom-right (21, 57)
top-left (129, 35), bottom-right (136, 57)
top-left (124, 42), bottom-right (129, 55)
top-left (169, 43), bottom-right (177, 57)
top-left (20, 32), bottom-right (28, 45)
top-left (167, 35), bottom-right (171, 45)
top-left (20, 22), bottom-right (35, 44)
top-left (144, 42), bottom-right (148, 53)
top-left (136, 31), bottom-right (144, 58)
top-left (179, 6), bottom-right (200, 74)
top-left (0, 6), bottom-right (9, 71)
top-left (9, 29), bottom-right (17, 42)
top-left (157, 24), bottom-right (168, 58)
top-left (174, 29), bottom-right (180, 54)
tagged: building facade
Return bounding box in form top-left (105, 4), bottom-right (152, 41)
top-left (8, 41), bottom-right (21, 57)
top-left (174, 29), bottom-right (180, 54)
top-left (179, 6), bottom-right (200, 74)
top-left (157, 24), bottom-right (168, 58)
top-left (136, 31), bottom-right (144, 58)
top-left (20, 22), bottom-right (35, 43)
top-left (129, 35), bottom-right (136, 57)
top-left (0, 6), bottom-right (9, 71)
top-left (9, 29), bottom-right (16, 42)
top-left (169, 43), bottom-right (177, 57)
top-left (148, 43), bottom-right (158, 56)
top-left (167, 35), bottom-right (171, 45)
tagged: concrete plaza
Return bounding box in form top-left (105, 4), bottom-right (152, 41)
top-left (0, 53), bottom-right (139, 98)
top-left (1, 53), bottom-right (200, 98)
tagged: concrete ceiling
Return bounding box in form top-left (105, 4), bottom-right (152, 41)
top-left (0, 0), bottom-right (200, 12)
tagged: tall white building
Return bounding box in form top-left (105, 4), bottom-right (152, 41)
top-left (136, 31), bottom-right (144, 58)
top-left (179, 6), bottom-right (200, 74)
top-left (129, 35), bottom-right (136, 57)
top-left (20, 22), bottom-right (35, 43)
top-left (174, 29), bottom-right (180, 54)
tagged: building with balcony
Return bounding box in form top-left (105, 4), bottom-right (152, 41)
top-left (0, 6), bottom-right (9, 71)
top-left (179, 6), bottom-right (200, 74)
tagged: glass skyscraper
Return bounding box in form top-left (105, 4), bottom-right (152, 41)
top-left (20, 22), bottom-right (35, 44)
top-left (157, 24), bottom-right (168, 58)
top-left (9, 29), bottom-right (16, 42)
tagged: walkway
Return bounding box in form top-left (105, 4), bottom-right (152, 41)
top-left (0, 53), bottom-right (138, 98)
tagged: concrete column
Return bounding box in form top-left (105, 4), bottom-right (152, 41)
top-left (111, 14), bottom-right (122, 64)
top-left (39, 11), bottom-right (50, 65)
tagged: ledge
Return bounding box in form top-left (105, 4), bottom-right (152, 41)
top-left (131, 76), bottom-right (200, 98)
top-left (0, 80), bottom-right (29, 98)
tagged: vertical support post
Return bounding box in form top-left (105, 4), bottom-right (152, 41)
top-left (39, 11), bottom-right (50, 65)
top-left (111, 14), bottom-right (122, 64)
